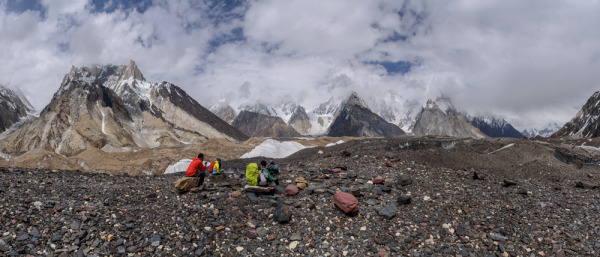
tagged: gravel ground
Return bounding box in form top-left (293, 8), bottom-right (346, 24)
top-left (2, 136), bottom-right (600, 256)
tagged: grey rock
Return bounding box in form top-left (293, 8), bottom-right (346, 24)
top-left (247, 193), bottom-right (258, 205)
top-left (575, 181), bottom-right (598, 189)
top-left (378, 204), bottom-right (397, 220)
top-left (290, 233), bottom-right (302, 241)
top-left (397, 196), bottom-right (412, 205)
top-left (256, 227), bottom-right (267, 237)
top-left (397, 174), bottom-right (412, 186)
top-left (273, 205), bottom-right (292, 224)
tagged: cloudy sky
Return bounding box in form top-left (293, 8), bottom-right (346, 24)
top-left (1, 0), bottom-right (600, 130)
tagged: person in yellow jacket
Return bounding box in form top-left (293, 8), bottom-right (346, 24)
top-left (209, 158), bottom-right (222, 175)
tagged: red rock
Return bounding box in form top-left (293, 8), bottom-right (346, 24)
top-left (332, 168), bottom-right (342, 173)
top-left (286, 184), bottom-right (299, 196)
top-left (385, 161), bottom-right (393, 167)
top-left (332, 192), bottom-right (359, 214)
top-left (373, 177), bottom-right (385, 184)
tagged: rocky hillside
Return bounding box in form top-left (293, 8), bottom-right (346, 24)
top-left (1, 61), bottom-right (247, 155)
top-left (413, 99), bottom-right (486, 139)
top-left (288, 106), bottom-right (311, 135)
top-left (0, 85), bottom-right (34, 133)
top-left (553, 91), bottom-right (600, 138)
top-left (327, 92), bottom-right (405, 138)
top-left (2, 136), bottom-right (600, 256)
top-left (232, 110), bottom-right (301, 138)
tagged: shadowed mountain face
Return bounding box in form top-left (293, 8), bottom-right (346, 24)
top-left (327, 92), bottom-right (405, 138)
top-left (0, 86), bottom-right (33, 133)
top-left (413, 99), bottom-right (486, 139)
top-left (1, 60), bottom-right (247, 155)
top-left (232, 110), bottom-right (301, 138)
top-left (553, 91), bottom-right (600, 138)
top-left (468, 116), bottom-right (523, 138)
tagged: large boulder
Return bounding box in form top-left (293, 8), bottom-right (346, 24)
top-left (174, 177), bottom-right (199, 193)
top-left (244, 185), bottom-right (274, 193)
top-left (273, 205), bottom-right (292, 224)
top-left (332, 192), bottom-right (359, 214)
top-left (286, 184), bottom-right (299, 196)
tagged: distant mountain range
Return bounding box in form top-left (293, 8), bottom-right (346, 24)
top-left (3, 60), bottom-right (596, 158)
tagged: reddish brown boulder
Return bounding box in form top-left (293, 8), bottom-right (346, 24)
top-left (286, 184), bottom-right (299, 196)
top-left (373, 177), bottom-right (385, 184)
top-left (332, 168), bottom-right (342, 173)
top-left (385, 161), bottom-right (393, 167)
top-left (333, 192), bottom-right (359, 214)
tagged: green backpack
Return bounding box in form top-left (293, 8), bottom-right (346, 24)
top-left (246, 163), bottom-right (259, 186)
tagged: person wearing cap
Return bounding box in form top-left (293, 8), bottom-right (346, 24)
top-left (209, 158), bottom-right (222, 175)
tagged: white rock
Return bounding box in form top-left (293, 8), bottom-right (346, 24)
top-left (33, 201), bottom-right (43, 208)
top-left (236, 246), bottom-right (244, 252)
top-left (289, 241), bottom-right (298, 250)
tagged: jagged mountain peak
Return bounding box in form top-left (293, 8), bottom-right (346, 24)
top-left (117, 59), bottom-right (145, 81)
top-left (425, 99), bottom-right (439, 109)
top-left (343, 91), bottom-right (370, 110)
top-left (425, 97), bottom-right (456, 115)
top-left (552, 91), bottom-right (600, 138)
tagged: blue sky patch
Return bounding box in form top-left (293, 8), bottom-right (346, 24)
top-left (369, 61), bottom-right (412, 75)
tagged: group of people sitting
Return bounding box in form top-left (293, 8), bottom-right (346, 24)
top-left (185, 153), bottom-right (279, 187)
top-left (185, 153), bottom-right (223, 187)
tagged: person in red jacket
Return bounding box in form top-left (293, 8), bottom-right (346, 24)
top-left (186, 153), bottom-right (207, 187)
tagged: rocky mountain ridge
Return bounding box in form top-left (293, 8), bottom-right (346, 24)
top-left (326, 92), bottom-right (405, 138)
top-left (0, 85), bottom-right (34, 133)
top-left (231, 110), bottom-right (300, 138)
top-left (468, 115), bottom-right (523, 138)
top-left (1, 60), bottom-right (247, 156)
top-left (553, 91), bottom-right (600, 138)
top-left (412, 99), bottom-right (487, 139)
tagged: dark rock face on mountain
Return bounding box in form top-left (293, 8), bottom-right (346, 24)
top-left (413, 99), bottom-right (486, 139)
top-left (2, 61), bottom-right (247, 155)
top-left (327, 92), bottom-right (405, 138)
top-left (232, 110), bottom-right (301, 137)
top-left (288, 106), bottom-right (311, 135)
top-left (553, 91), bottom-right (600, 138)
top-left (0, 86), bottom-right (33, 133)
top-left (468, 116), bottom-right (523, 138)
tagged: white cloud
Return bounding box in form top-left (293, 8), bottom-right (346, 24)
top-left (1, 0), bottom-right (600, 130)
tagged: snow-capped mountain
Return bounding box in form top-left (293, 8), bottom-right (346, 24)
top-left (210, 97), bottom-right (339, 136)
top-left (1, 60), bottom-right (247, 155)
top-left (467, 115), bottom-right (523, 138)
top-left (368, 91), bottom-right (421, 133)
top-left (413, 98), bottom-right (486, 139)
top-left (327, 92), bottom-right (405, 138)
top-left (553, 91), bottom-right (600, 138)
top-left (521, 122), bottom-right (562, 138)
top-left (238, 101), bottom-right (298, 123)
top-left (0, 85), bottom-right (34, 133)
